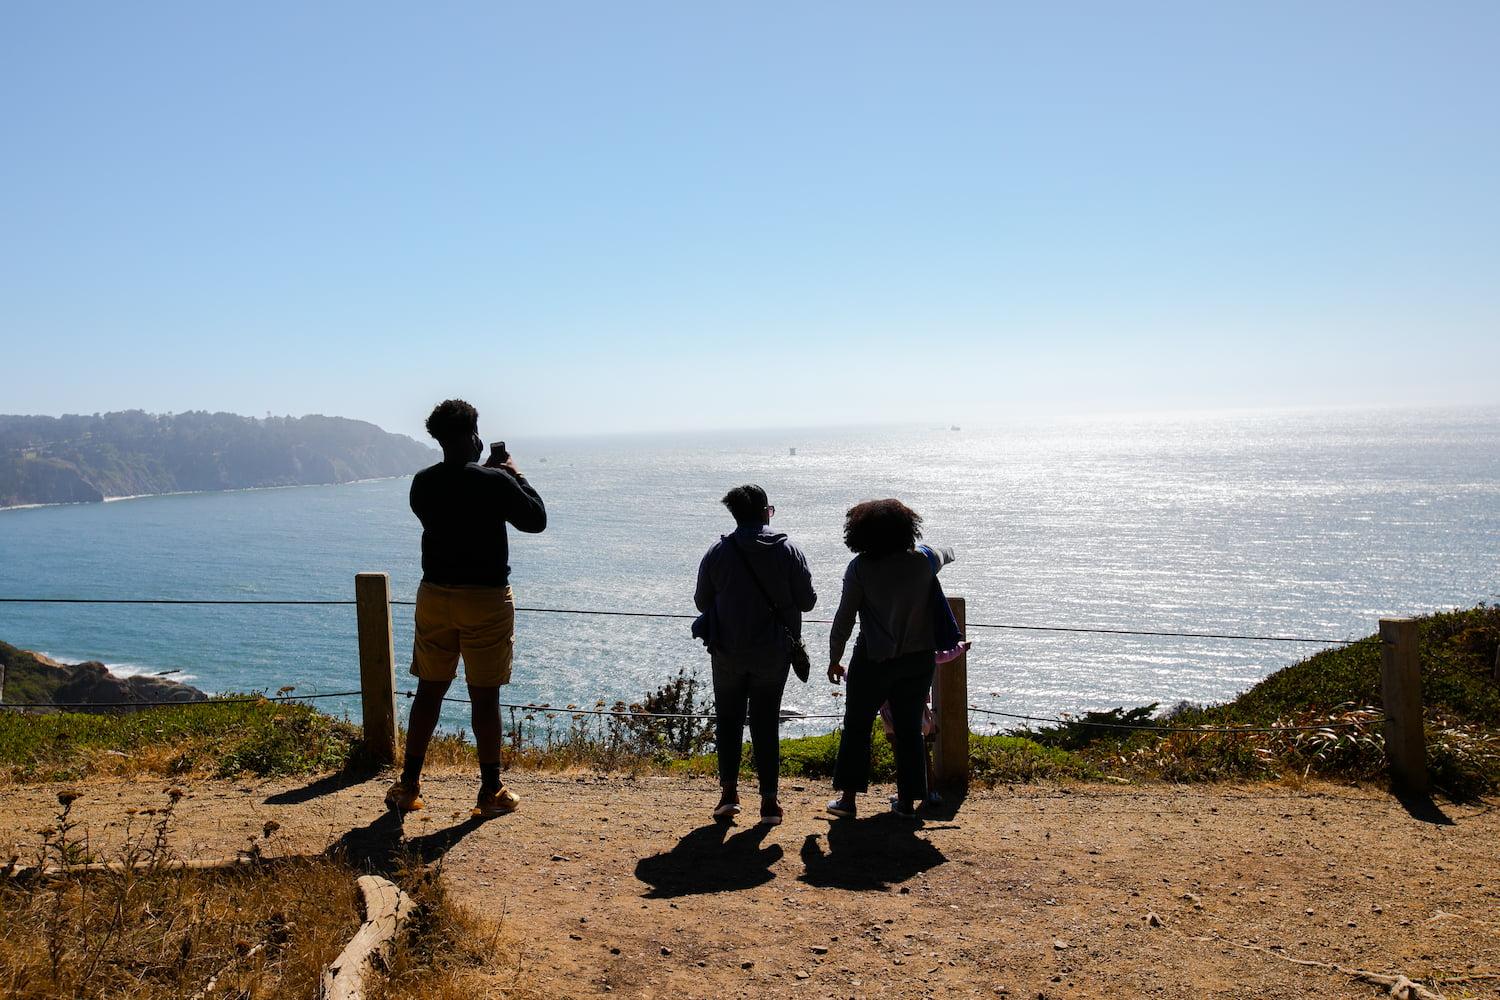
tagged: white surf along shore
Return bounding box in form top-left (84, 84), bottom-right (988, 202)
top-left (28, 650), bottom-right (199, 685)
top-left (0, 475), bottom-right (411, 513)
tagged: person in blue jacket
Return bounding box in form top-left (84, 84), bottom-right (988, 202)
top-left (694, 484), bottom-right (817, 827)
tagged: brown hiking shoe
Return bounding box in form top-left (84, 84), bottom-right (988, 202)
top-left (384, 779), bottom-right (424, 813)
top-left (472, 786), bottom-right (520, 817)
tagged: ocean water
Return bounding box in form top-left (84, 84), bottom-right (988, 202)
top-left (2, 407), bottom-right (1498, 734)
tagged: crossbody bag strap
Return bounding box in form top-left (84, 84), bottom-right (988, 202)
top-left (722, 534), bottom-right (792, 633)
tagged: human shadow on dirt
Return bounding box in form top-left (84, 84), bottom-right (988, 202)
top-left (798, 815), bottom-right (947, 891)
top-left (635, 822), bottom-right (783, 898)
top-left (326, 808), bottom-right (493, 874)
top-left (919, 786), bottom-right (968, 822)
top-left (263, 766), bottom-right (379, 806)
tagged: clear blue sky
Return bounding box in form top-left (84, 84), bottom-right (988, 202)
top-left (3, 2), bottom-right (1496, 439)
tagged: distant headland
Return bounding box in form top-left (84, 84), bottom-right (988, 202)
top-left (0, 410), bottom-right (437, 509)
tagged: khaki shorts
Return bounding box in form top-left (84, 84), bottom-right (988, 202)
top-left (410, 582), bottom-right (515, 687)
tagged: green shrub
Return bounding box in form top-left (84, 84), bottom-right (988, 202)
top-left (0, 698), bottom-right (361, 783)
top-left (1024, 704), bottom-right (1160, 751)
top-left (969, 734), bottom-right (1100, 783)
top-left (1018, 606), bottom-right (1500, 795)
top-left (1217, 606), bottom-right (1500, 727)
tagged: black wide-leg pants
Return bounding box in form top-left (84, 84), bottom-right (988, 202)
top-left (833, 645), bottom-right (935, 804)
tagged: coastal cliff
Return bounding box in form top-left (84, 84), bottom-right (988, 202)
top-left (0, 410), bottom-right (436, 508)
top-left (2, 455), bottom-right (104, 505)
top-left (0, 641), bottom-right (207, 710)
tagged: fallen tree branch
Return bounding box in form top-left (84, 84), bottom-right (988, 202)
top-left (1184, 931), bottom-right (1446, 1000)
top-left (320, 874), bottom-right (415, 1000)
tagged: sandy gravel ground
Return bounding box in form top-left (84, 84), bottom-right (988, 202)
top-left (3, 771), bottom-right (1497, 999)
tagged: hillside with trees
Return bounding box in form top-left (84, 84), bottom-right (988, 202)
top-left (0, 411), bottom-right (435, 508)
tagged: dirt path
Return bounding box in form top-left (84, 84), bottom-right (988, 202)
top-left (3, 772), bottom-right (1497, 999)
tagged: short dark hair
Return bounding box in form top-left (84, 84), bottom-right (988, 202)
top-left (843, 499), bottom-right (923, 555)
top-left (721, 484), bottom-right (769, 524)
top-left (425, 399), bottom-right (478, 447)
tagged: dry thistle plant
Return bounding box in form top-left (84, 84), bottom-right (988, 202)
top-left (0, 789), bottom-right (359, 1000)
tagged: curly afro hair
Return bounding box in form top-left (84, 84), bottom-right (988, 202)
top-left (843, 498), bottom-right (923, 556)
top-left (425, 398), bottom-right (479, 447)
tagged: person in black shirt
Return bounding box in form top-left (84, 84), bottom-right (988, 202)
top-left (385, 399), bottom-right (546, 818)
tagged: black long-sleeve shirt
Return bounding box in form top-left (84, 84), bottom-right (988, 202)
top-left (409, 460), bottom-right (547, 586)
top-left (829, 545), bottom-right (954, 665)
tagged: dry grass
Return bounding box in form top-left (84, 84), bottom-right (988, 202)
top-left (412, 693), bottom-right (714, 778)
top-left (431, 668), bottom-right (716, 777)
top-left (0, 789), bottom-right (537, 1000)
top-left (371, 857), bottom-right (541, 1000)
top-left (0, 790), bottom-right (356, 999)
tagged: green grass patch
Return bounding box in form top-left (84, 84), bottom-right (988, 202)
top-left (1024, 605), bottom-right (1500, 795)
top-left (969, 734), bottom-right (1100, 783)
top-left (1209, 606), bottom-right (1500, 727)
top-left (0, 698), bottom-right (362, 783)
top-left (674, 726), bottom-right (1097, 785)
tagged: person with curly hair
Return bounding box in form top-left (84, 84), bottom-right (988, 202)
top-left (385, 398), bottom-right (546, 819)
top-left (825, 499), bottom-right (954, 819)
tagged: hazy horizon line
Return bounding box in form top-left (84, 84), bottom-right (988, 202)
top-left (7, 399), bottom-right (1499, 445)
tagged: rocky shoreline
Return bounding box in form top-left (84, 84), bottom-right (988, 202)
top-left (0, 642), bottom-right (207, 710)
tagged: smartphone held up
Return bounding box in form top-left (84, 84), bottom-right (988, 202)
top-left (484, 440), bottom-right (510, 468)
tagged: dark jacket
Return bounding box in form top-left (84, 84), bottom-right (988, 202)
top-left (830, 545), bottom-right (954, 664)
top-left (694, 524), bottom-right (817, 656)
top-left (409, 460), bottom-right (547, 586)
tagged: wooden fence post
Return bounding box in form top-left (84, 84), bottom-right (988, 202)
top-left (932, 596), bottom-right (969, 792)
top-left (1379, 617), bottom-right (1428, 796)
top-left (355, 573), bottom-right (398, 766)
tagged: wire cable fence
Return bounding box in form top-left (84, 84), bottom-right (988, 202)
top-left (0, 598), bottom-right (358, 606)
top-left (0, 595), bottom-right (1356, 644)
top-left (0, 690), bottom-right (363, 711)
top-left (415, 697), bottom-right (1375, 732)
top-left (964, 704), bottom-right (1374, 733)
top-left (406, 690), bottom-right (846, 722)
top-left (0, 690), bottom-right (1379, 733)
top-left (0, 592), bottom-right (1373, 732)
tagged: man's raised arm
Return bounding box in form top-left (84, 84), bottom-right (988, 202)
top-left (493, 461), bottom-right (547, 533)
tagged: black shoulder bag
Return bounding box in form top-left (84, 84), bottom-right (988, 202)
top-left (723, 535), bottom-right (812, 683)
